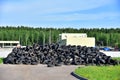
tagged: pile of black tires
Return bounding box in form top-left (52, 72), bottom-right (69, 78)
top-left (3, 43), bottom-right (119, 67)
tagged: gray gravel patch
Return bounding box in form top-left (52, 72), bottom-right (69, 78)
top-left (0, 64), bottom-right (80, 80)
top-left (0, 48), bottom-right (13, 57)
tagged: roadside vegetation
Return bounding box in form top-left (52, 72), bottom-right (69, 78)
top-left (1, 26), bottom-right (120, 47)
top-left (75, 65), bottom-right (120, 80)
top-left (0, 58), bottom-right (3, 64)
top-left (112, 57), bottom-right (120, 61)
top-left (74, 58), bottom-right (120, 80)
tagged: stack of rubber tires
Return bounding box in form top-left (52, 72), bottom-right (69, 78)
top-left (3, 43), bottom-right (119, 67)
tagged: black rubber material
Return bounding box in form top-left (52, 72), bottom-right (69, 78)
top-left (3, 43), bottom-right (119, 67)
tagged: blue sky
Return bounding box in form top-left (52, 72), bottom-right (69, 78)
top-left (0, 0), bottom-right (120, 28)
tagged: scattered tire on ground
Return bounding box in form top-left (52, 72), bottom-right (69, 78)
top-left (3, 43), bottom-right (119, 67)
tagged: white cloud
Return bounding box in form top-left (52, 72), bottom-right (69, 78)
top-left (1, 0), bottom-right (119, 28)
top-left (33, 12), bottom-right (120, 21)
top-left (1, 0), bottom-right (115, 14)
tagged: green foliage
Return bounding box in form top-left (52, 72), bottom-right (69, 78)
top-left (112, 57), bottom-right (120, 61)
top-left (0, 26), bottom-right (120, 46)
top-left (75, 65), bottom-right (120, 80)
top-left (0, 58), bottom-right (3, 64)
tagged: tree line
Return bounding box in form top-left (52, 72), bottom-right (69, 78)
top-left (0, 26), bottom-right (120, 47)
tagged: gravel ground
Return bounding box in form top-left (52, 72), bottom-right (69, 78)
top-left (0, 48), bottom-right (13, 57)
top-left (0, 64), bottom-right (80, 80)
top-left (100, 50), bottom-right (120, 57)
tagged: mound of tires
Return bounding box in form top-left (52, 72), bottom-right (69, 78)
top-left (3, 43), bottom-right (119, 67)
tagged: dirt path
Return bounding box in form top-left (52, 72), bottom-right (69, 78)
top-left (0, 64), bottom-right (80, 80)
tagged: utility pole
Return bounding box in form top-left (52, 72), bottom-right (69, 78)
top-left (43, 32), bottom-right (45, 46)
top-left (49, 30), bottom-right (51, 44)
top-left (40, 31), bottom-right (45, 46)
top-left (18, 28), bottom-right (21, 45)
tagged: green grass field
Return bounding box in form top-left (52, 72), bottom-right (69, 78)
top-left (74, 57), bottom-right (120, 80)
top-left (75, 65), bottom-right (120, 80)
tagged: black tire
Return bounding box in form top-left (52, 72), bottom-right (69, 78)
top-left (47, 63), bottom-right (54, 67)
top-left (31, 62), bottom-right (38, 65)
top-left (55, 63), bottom-right (62, 66)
